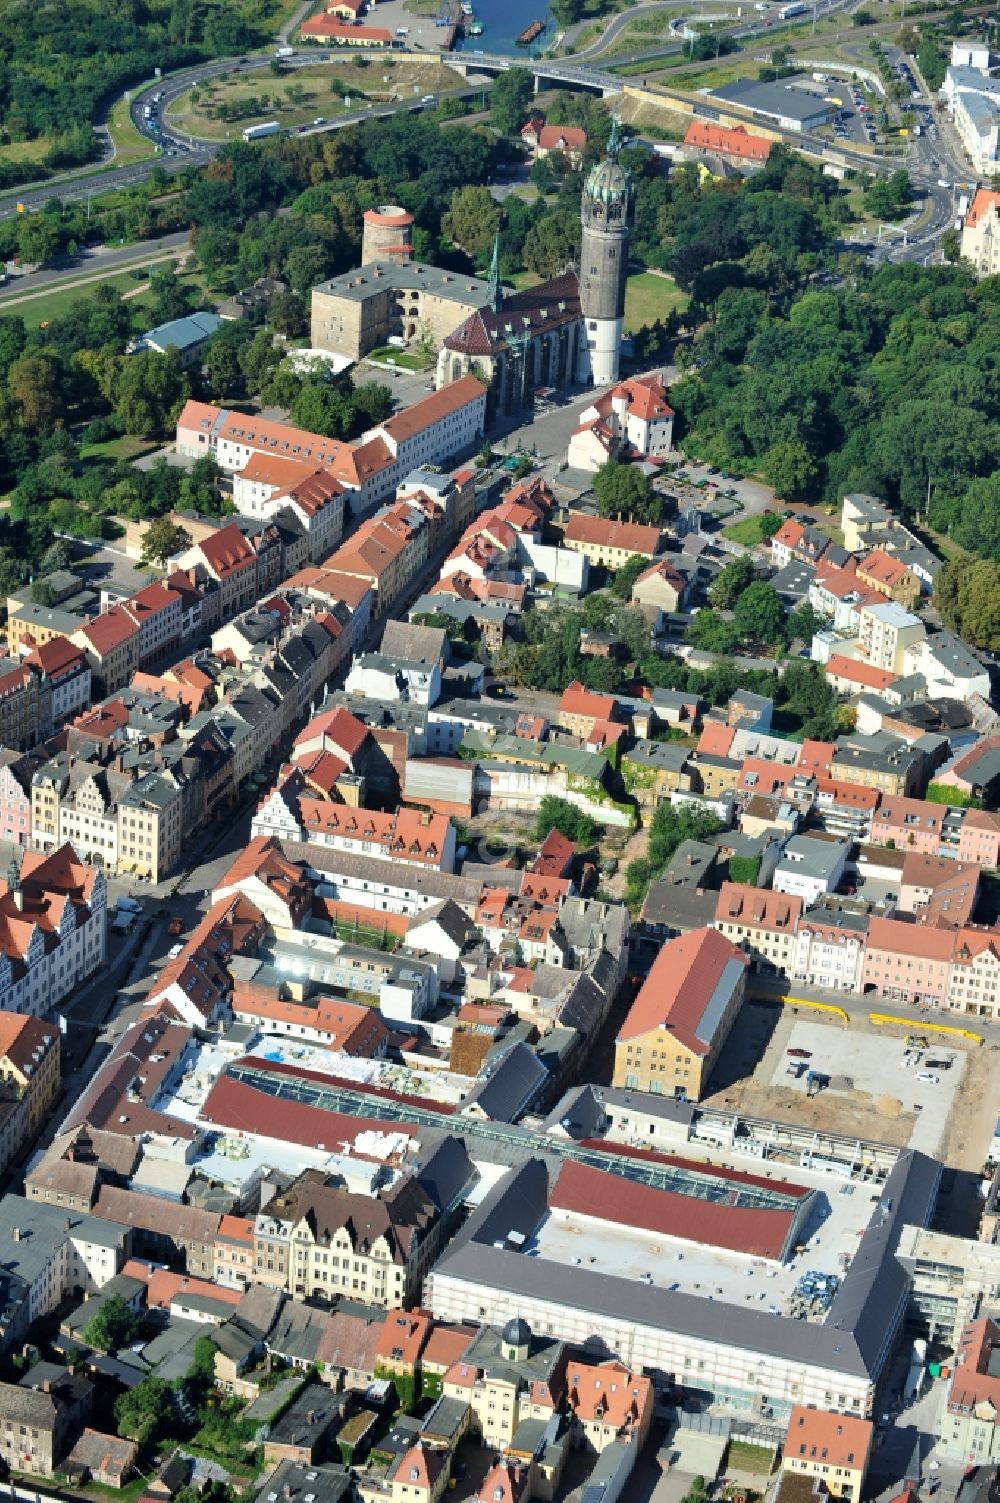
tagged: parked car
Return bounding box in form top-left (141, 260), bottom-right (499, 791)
top-left (168, 915), bottom-right (184, 936)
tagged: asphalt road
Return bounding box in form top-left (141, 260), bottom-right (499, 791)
top-left (0, 230), bottom-right (190, 303)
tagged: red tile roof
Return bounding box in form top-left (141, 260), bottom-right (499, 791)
top-left (715, 882), bottom-right (802, 932)
top-left (0, 1013), bottom-right (57, 1078)
top-left (859, 548), bottom-right (914, 588)
top-left (684, 119), bottom-right (773, 162)
top-left (525, 123), bottom-right (587, 151)
top-left (76, 606), bottom-right (139, 656)
top-left (965, 187), bottom-right (1000, 228)
top-left (22, 636), bottom-right (87, 678)
top-left (271, 468), bottom-right (346, 518)
top-left (825, 654), bottom-right (894, 691)
top-left (786, 1407), bottom-right (873, 1472)
top-left (201, 1071), bottom-right (418, 1148)
top-left (294, 704), bottom-right (369, 760)
top-left (618, 927), bottom-right (747, 1050)
top-left (563, 513), bottom-right (663, 556)
top-left (559, 680), bottom-right (616, 721)
top-left (551, 1159), bottom-right (798, 1260)
top-left (300, 15), bottom-right (392, 38)
top-left (380, 374), bottom-right (485, 443)
top-left (197, 524), bottom-right (256, 580)
top-left (866, 915), bottom-right (957, 961)
top-left (696, 722), bottom-right (736, 758)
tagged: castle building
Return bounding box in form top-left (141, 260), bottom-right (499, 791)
top-left (310, 123), bottom-right (633, 410)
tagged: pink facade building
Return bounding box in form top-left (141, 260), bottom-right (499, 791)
top-left (862, 917), bottom-right (955, 1007)
top-left (0, 757), bottom-right (31, 848)
top-left (958, 810), bottom-right (1000, 869)
top-left (868, 795), bottom-right (944, 854)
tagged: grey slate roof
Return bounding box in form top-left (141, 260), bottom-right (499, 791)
top-left (461, 1042), bottom-right (550, 1124)
top-left (432, 1150), bottom-right (938, 1385)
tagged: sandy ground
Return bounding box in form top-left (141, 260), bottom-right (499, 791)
top-left (703, 1002), bottom-right (983, 1155)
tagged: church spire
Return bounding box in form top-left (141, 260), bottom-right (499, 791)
top-left (606, 113), bottom-right (622, 158)
top-left (488, 231), bottom-right (503, 314)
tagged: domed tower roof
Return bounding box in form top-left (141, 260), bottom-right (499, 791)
top-left (502, 1317), bottom-right (532, 1348)
top-left (582, 117), bottom-right (633, 224)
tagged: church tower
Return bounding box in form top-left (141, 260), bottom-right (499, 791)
top-left (577, 117), bottom-right (634, 387)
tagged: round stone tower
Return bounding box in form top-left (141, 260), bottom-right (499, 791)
top-left (576, 118), bottom-right (634, 387)
top-left (361, 205), bottom-right (414, 265)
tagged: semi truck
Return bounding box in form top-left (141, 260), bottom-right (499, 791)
top-left (276, 45), bottom-right (294, 56)
top-left (779, 3), bottom-right (806, 17)
top-left (243, 120), bottom-right (281, 141)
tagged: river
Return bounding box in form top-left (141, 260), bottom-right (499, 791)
top-left (453, 0), bottom-right (553, 56)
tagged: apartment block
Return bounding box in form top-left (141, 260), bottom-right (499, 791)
top-left (712, 882), bottom-right (802, 979)
top-left (782, 1407), bottom-right (872, 1500)
top-left (856, 601), bottom-right (924, 674)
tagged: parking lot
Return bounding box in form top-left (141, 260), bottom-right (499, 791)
top-left (769, 1019), bottom-right (966, 1157)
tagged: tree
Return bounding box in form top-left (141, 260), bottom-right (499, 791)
top-left (8, 353), bottom-right (64, 433)
top-left (39, 539), bottom-right (72, 574)
top-left (205, 335), bottom-right (244, 400)
top-left (733, 581), bottom-right (786, 644)
top-left (939, 226), bottom-right (961, 263)
top-left (686, 609), bottom-right (740, 654)
top-left (291, 380), bottom-right (354, 440)
top-left (935, 557), bottom-right (1000, 650)
top-left (951, 474), bottom-right (1000, 561)
top-left (728, 854), bottom-right (762, 885)
top-left (522, 209), bottom-right (581, 278)
top-left (115, 351), bottom-right (189, 438)
top-left (624, 801), bottom-right (723, 908)
top-left (593, 461), bottom-right (660, 525)
top-left (84, 1294), bottom-right (141, 1354)
top-left (610, 554), bottom-right (650, 600)
top-left (534, 796), bottom-right (599, 848)
top-left (763, 439), bottom-right (817, 500)
top-left (862, 169), bottom-right (910, 221)
top-left (442, 186), bottom-right (502, 259)
top-left (115, 1377), bottom-right (175, 1446)
top-left (709, 556), bottom-right (754, 610)
top-left (17, 214), bottom-right (62, 267)
top-left (490, 67), bottom-right (534, 137)
top-left (759, 511), bottom-right (783, 540)
top-left (269, 290), bottom-right (307, 338)
top-left (141, 518), bottom-right (192, 569)
top-left (787, 601), bottom-right (823, 646)
top-left (351, 381), bottom-right (393, 429)
top-left (147, 266), bottom-right (197, 325)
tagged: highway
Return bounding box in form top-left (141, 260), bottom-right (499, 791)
top-left (0, 0), bottom-right (977, 264)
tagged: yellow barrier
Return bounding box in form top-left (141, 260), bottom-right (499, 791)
top-left (749, 989), bottom-right (849, 1025)
top-left (868, 1012), bottom-right (983, 1046)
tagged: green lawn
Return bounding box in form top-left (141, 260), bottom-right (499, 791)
top-left (107, 92), bottom-right (160, 169)
top-left (722, 514), bottom-right (776, 546)
top-left (725, 1440), bottom-right (777, 1475)
top-left (366, 345), bottom-right (432, 371)
top-left (623, 270), bottom-right (686, 333)
top-left (172, 58), bottom-right (463, 140)
top-left (508, 270), bottom-right (543, 290)
top-left (0, 255), bottom-right (200, 330)
top-left (0, 270), bottom-right (149, 328)
top-left (79, 435), bottom-right (160, 462)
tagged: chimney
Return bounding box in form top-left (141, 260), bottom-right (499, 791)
top-left (12, 1227), bottom-right (20, 1241)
